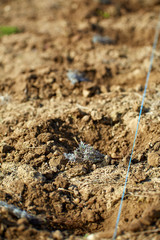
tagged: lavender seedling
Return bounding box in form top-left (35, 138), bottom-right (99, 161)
top-left (92, 35), bottom-right (114, 45)
top-left (0, 201), bottom-right (43, 225)
top-left (64, 141), bottom-right (105, 163)
top-left (67, 70), bottom-right (89, 84)
top-left (0, 94), bottom-right (10, 105)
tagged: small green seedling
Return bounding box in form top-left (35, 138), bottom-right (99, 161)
top-left (0, 26), bottom-right (20, 37)
top-left (83, 233), bottom-right (89, 239)
top-left (97, 9), bottom-right (110, 18)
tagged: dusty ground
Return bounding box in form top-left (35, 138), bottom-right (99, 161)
top-left (0, 0), bottom-right (160, 239)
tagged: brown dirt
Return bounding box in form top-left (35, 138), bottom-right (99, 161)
top-left (0, 0), bottom-right (160, 239)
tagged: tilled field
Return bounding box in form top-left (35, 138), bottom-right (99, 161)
top-left (0, 0), bottom-right (160, 239)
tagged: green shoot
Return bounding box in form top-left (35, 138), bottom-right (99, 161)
top-left (97, 9), bottom-right (110, 18)
top-left (0, 26), bottom-right (20, 37)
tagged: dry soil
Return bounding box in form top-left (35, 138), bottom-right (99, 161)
top-left (0, 0), bottom-right (160, 239)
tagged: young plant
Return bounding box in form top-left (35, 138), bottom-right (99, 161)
top-left (0, 26), bottom-right (20, 37)
top-left (64, 141), bottom-right (105, 163)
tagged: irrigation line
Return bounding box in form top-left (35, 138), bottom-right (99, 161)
top-left (112, 13), bottom-right (160, 240)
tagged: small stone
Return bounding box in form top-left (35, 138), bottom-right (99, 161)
top-left (148, 152), bottom-right (160, 167)
top-left (53, 150), bottom-right (60, 156)
top-left (0, 207), bottom-right (8, 214)
top-left (73, 198), bottom-right (80, 204)
top-left (59, 137), bottom-right (66, 142)
top-left (100, 85), bottom-right (108, 93)
top-left (82, 115), bottom-right (90, 122)
top-left (80, 190), bottom-right (90, 201)
top-left (92, 164), bottom-right (97, 170)
top-left (52, 230), bottom-right (63, 240)
top-left (83, 89), bottom-right (91, 97)
top-left (52, 145), bottom-right (57, 151)
top-left (111, 152), bottom-right (117, 158)
top-left (91, 110), bottom-right (103, 120)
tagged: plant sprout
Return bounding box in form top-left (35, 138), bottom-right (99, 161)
top-left (0, 26), bottom-right (20, 37)
top-left (64, 141), bottom-right (105, 163)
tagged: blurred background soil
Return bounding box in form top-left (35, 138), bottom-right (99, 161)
top-left (0, 0), bottom-right (160, 239)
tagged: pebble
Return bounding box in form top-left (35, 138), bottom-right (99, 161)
top-left (111, 152), bottom-right (117, 158)
top-left (147, 152), bottom-right (160, 167)
top-left (92, 164), bottom-right (97, 170)
top-left (53, 150), bottom-right (60, 156)
top-left (83, 89), bottom-right (91, 98)
top-left (52, 230), bottom-right (63, 240)
top-left (82, 115), bottom-right (90, 122)
top-left (73, 198), bottom-right (80, 204)
top-left (91, 110), bottom-right (103, 120)
top-left (80, 189), bottom-right (90, 201)
top-left (100, 85), bottom-right (108, 93)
